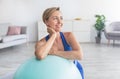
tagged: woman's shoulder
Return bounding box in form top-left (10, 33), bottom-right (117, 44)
top-left (36, 37), bottom-right (46, 45)
top-left (63, 32), bottom-right (74, 37)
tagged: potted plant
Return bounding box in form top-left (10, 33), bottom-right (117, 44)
top-left (94, 14), bottom-right (106, 43)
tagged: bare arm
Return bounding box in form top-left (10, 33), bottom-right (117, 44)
top-left (35, 27), bottom-right (56, 59)
top-left (49, 32), bottom-right (83, 60)
top-left (52, 48), bottom-right (83, 60)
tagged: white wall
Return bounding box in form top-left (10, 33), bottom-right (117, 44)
top-left (0, 0), bottom-right (120, 42)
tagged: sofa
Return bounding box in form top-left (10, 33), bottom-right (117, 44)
top-left (104, 21), bottom-right (120, 45)
top-left (0, 23), bottom-right (28, 49)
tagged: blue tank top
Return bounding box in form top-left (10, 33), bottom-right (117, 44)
top-left (45, 32), bottom-right (84, 79)
top-left (46, 32), bottom-right (72, 51)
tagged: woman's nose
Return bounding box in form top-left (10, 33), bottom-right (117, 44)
top-left (57, 18), bottom-right (62, 24)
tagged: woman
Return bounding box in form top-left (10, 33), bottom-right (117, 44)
top-left (35, 7), bottom-right (84, 79)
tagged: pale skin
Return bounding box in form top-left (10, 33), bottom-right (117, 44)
top-left (35, 10), bottom-right (83, 60)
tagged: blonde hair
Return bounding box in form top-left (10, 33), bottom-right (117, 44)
top-left (42, 7), bottom-right (60, 23)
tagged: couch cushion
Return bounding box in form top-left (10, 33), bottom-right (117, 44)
top-left (2, 34), bottom-right (27, 42)
top-left (113, 26), bottom-right (120, 31)
top-left (107, 31), bottom-right (120, 37)
top-left (110, 22), bottom-right (120, 31)
top-left (7, 26), bottom-right (21, 35)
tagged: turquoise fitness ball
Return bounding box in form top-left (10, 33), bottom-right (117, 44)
top-left (14, 55), bottom-right (82, 79)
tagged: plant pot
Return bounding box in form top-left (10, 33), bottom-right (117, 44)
top-left (95, 37), bottom-right (101, 43)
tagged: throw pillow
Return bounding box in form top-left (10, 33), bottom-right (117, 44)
top-left (7, 26), bottom-right (21, 35)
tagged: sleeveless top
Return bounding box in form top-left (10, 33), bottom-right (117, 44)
top-left (45, 32), bottom-right (84, 79)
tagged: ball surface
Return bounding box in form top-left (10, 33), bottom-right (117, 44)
top-left (14, 55), bottom-right (82, 79)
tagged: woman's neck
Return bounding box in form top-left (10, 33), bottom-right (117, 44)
top-left (55, 32), bottom-right (61, 41)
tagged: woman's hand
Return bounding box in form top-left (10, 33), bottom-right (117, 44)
top-left (47, 27), bottom-right (56, 36)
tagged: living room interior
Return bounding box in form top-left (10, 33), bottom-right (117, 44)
top-left (0, 0), bottom-right (120, 79)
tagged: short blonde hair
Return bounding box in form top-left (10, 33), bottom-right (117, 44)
top-left (42, 7), bottom-right (60, 23)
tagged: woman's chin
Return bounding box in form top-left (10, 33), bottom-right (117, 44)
top-left (55, 29), bottom-right (61, 32)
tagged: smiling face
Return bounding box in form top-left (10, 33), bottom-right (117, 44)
top-left (42, 7), bottom-right (63, 32)
top-left (45, 11), bottom-right (63, 32)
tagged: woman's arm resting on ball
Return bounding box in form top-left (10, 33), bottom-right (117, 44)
top-left (49, 47), bottom-right (83, 60)
top-left (49, 32), bottom-right (83, 60)
top-left (35, 33), bottom-right (56, 60)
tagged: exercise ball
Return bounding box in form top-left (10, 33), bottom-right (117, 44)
top-left (14, 55), bottom-right (82, 79)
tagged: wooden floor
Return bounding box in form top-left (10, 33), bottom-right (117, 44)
top-left (81, 43), bottom-right (120, 79)
top-left (0, 42), bottom-right (120, 79)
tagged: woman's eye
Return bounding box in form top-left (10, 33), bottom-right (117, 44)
top-left (60, 17), bottom-right (63, 20)
top-left (52, 16), bottom-right (63, 20)
top-left (53, 17), bottom-right (57, 20)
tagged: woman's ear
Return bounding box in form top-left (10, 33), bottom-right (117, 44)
top-left (45, 20), bottom-right (49, 27)
top-left (45, 20), bottom-right (48, 25)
